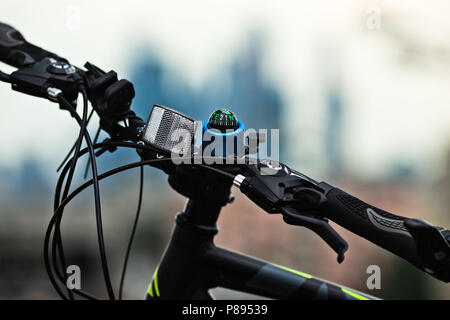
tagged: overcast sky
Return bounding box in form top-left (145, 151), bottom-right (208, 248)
top-left (1, 0), bottom-right (450, 180)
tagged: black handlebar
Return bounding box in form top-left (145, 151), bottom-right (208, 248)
top-left (321, 187), bottom-right (450, 282)
top-left (235, 162), bottom-right (450, 282)
top-left (322, 188), bottom-right (422, 264)
top-left (0, 22), bottom-right (63, 68)
top-left (0, 22), bottom-right (136, 126)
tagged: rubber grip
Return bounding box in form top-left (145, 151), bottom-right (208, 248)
top-left (0, 22), bottom-right (61, 68)
top-left (321, 188), bottom-right (423, 269)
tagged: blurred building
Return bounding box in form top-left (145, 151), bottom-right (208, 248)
top-left (130, 32), bottom-right (283, 132)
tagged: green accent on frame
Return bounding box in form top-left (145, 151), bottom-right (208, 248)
top-left (147, 267), bottom-right (160, 298)
top-left (275, 264), bottom-right (313, 279)
top-left (342, 288), bottom-right (370, 300)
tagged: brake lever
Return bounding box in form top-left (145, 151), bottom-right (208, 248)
top-left (281, 206), bottom-right (348, 263)
top-left (234, 160), bottom-right (349, 262)
top-left (280, 181), bottom-right (348, 262)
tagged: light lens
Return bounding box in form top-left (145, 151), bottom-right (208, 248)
top-left (143, 105), bottom-right (195, 155)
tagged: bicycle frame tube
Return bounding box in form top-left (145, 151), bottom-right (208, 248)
top-left (145, 200), bottom-right (378, 300)
top-left (204, 246), bottom-right (377, 300)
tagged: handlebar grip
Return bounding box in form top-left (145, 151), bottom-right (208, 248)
top-left (321, 187), bottom-right (450, 281)
top-left (0, 22), bottom-right (62, 68)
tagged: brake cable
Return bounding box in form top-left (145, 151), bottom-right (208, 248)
top-left (119, 165), bottom-right (144, 299)
top-left (56, 158), bottom-right (234, 213)
top-left (83, 125), bottom-right (102, 179)
top-left (51, 90), bottom-right (116, 300)
top-left (47, 153), bottom-right (172, 299)
top-left (54, 86), bottom-right (89, 300)
top-left (49, 136), bottom-right (235, 299)
top-left (48, 141), bottom-right (167, 299)
top-left (48, 90), bottom-right (98, 300)
top-left (41, 89), bottom-right (86, 300)
top-left (56, 107), bottom-right (95, 173)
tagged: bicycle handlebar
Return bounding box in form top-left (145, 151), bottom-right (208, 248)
top-left (0, 22), bottom-right (63, 68)
top-left (321, 187), bottom-right (422, 266)
top-left (322, 187), bottom-right (450, 282)
top-left (234, 163), bottom-right (450, 282)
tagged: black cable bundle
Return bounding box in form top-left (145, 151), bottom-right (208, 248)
top-left (43, 89), bottom-right (154, 300)
top-left (44, 90), bottom-right (234, 300)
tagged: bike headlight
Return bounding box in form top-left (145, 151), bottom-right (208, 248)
top-left (142, 104), bottom-right (195, 156)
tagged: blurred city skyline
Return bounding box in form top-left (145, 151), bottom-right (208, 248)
top-left (0, 0), bottom-right (450, 300)
top-left (0, 1), bottom-right (449, 182)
